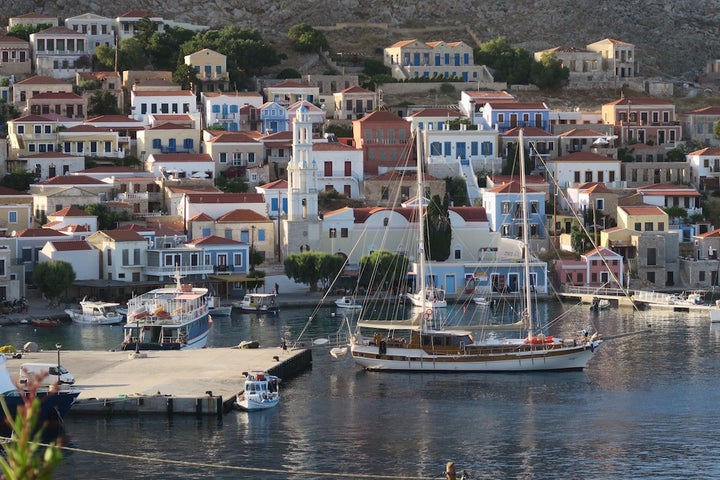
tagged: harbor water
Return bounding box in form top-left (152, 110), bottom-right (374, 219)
top-left (3, 300), bottom-right (720, 479)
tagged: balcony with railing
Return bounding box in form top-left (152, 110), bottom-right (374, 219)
top-left (363, 138), bottom-right (411, 145)
top-left (143, 263), bottom-right (214, 277)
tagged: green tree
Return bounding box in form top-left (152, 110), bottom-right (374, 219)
top-left (363, 58), bottom-right (391, 76)
top-left (216, 176), bottom-right (249, 192)
top-left (7, 24), bottom-right (51, 41)
top-left (475, 37), bottom-right (533, 85)
top-left (444, 176), bottom-right (469, 206)
top-left (664, 206), bottom-right (688, 223)
top-left (146, 27), bottom-right (197, 71)
top-left (570, 226), bottom-right (592, 254)
top-left (32, 261), bottom-right (76, 302)
top-left (88, 90), bottom-right (121, 116)
top-left (530, 52), bottom-right (570, 90)
top-left (359, 250), bottom-right (409, 291)
top-left (181, 27), bottom-right (284, 89)
top-left (503, 143), bottom-right (533, 175)
top-left (325, 123), bottom-right (353, 137)
top-left (288, 23), bottom-right (329, 53)
top-left (249, 247), bottom-right (264, 271)
top-left (277, 68), bottom-right (301, 79)
top-left (173, 63), bottom-right (199, 91)
top-left (425, 195), bottom-right (451, 261)
top-left (284, 251), bottom-right (344, 291)
top-left (84, 203), bottom-right (131, 230)
top-left (0, 383), bottom-right (63, 480)
top-left (94, 44), bottom-right (115, 70)
top-left (118, 37), bottom-right (148, 71)
top-left (0, 171), bottom-right (37, 191)
top-left (714, 120), bottom-right (720, 141)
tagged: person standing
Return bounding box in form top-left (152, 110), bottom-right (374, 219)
top-left (275, 282), bottom-right (280, 295)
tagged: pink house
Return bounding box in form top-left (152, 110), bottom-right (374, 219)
top-left (554, 247), bottom-right (624, 288)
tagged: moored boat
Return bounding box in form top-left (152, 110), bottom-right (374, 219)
top-left (65, 297), bottom-right (124, 325)
top-left (233, 293), bottom-right (279, 314)
top-left (349, 128), bottom-right (603, 372)
top-left (0, 355), bottom-right (79, 436)
top-left (121, 272), bottom-right (212, 351)
top-left (235, 371), bottom-right (280, 411)
top-left (335, 296), bottom-right (362, 310)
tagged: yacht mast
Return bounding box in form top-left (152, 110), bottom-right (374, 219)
top-left (519, 129), bottom-right (533, 338)
top-left (417, 142), bottom-right (427, 327)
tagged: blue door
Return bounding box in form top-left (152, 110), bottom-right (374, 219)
top-left (445, 275), bottom-right (456, 294)
top-left (168, 138), bottom-right (176, 152)
top-left (455, 142), bottom-right (466, 161)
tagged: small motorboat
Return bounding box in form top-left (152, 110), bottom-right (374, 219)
top-left (473, 297), bottom-right (491, 306)
top-left (235, 372), bottom-right (280, 411)
top-left (334, 296), bottom-right (362, 310)
top-left (31, 318), bottom-right (63, 328)
top-left (233, 293), bottom-right (279, 314)
top-left (330, 346), bottom-right (348, 358)
top-left (589, 297), bottom-right (611, 311)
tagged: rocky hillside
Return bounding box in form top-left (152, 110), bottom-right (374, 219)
top-left (2, 0), bottom-right (719, 78)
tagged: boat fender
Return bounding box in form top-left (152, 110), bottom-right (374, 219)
top-left (590, 343), bottom-right (594, 353)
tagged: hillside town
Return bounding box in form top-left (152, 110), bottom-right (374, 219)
top-left (1, 9), bottom-right (720, 306)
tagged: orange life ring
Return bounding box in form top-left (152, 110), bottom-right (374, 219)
top-left (424, 308), bottom-right (433, 320)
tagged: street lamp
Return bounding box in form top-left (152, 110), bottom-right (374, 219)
top-left (55, 343), bottom-right (62, 385)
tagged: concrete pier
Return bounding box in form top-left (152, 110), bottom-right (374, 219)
top-left (6, 347), bottom-right (312, 416)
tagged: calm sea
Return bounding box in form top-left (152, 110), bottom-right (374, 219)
top-left (3, 301), bottom-right (720, 479)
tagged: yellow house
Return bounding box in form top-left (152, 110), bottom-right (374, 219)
top-left (184, 48), bottom-right (229, 93)
top-left (137, 123), bottom-right (201, 156)
top-left (58, 125), bottom-right (123, 158)
top-left (617, 205), bottom-right (668, 233)
top-left (0, 186), bottom-right (33, 234)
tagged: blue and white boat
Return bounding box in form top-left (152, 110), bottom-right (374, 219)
top-left (0, 355), bottom-right (79, 436)
top-left (122, 272), bottom-right (212, 350)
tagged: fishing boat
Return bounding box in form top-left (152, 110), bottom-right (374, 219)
top-left (0, 355), bottom-right (79, 436)
top-left (472, 297), bottom-right (492, 306)
top-left (233, 293), bottom-right (279, 314)
top-left (589, 297), bottom-right (611, 311)
top-left (121, 272), bottom-right (212, 351)
top-left (335, 296), bottom-right (362, 310)
top-left (235, 371), bottom-right (280, 411)
top-left (404, 286), bottom-right (447, 309)
top-left (349, 129), bottom-right (603, 372)
top-left (65, 297), bottom-right (124, 325)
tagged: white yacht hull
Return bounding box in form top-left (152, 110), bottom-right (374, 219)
top-left (65, 310), bottom-right (124, 325)
top-left (350, 342), bottom-right (600, 372)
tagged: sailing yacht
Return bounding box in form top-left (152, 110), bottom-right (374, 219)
top-left (349, 129), bottom-right (603, 372)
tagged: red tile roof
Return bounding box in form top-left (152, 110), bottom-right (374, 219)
top-left (486, 181), bottom-right (541, 194)
top-left (37, 175), bottom-right (108, 186)
top-left (49, 206), bottom-right (93, 217)
top-left (50, 240), bottom-right (94, 251)
top-left (189, 213), bottom-right (214, 222)
top-left (185, 193), bottom-right (265, 203)
top-left (449, 206), bottom-right (488, 222)
top-left (216, 209), bottom-right (269, 222)
top-left (258, 179), bottom-right (288, 190)
top-left (101, 230), bottom-right (146, 241)
top-left (186, 235), bottom-right (245, 246)
top-left (14, 228), bottom-right (68, 238)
